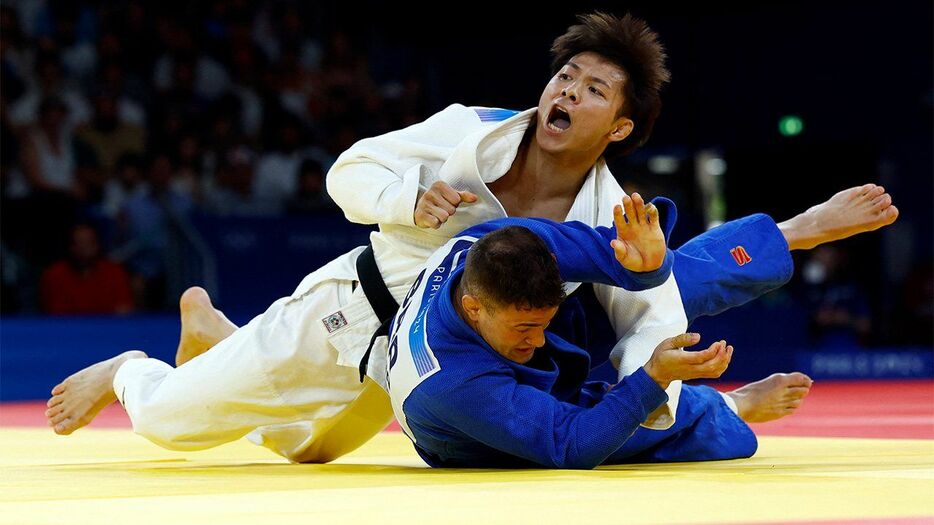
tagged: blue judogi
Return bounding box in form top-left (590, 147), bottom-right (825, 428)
top-left (385, 200), bottom-right (791, 469)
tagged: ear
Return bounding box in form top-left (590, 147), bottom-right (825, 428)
top-left (461, 293), bottom-right (483, 322)
top-left (608, 117), bottom-right (634, 143)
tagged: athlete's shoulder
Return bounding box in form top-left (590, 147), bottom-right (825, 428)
top-left (469, 106), bottom-right (522, 123)
top-left (414, 354), bottom-right (515, 399)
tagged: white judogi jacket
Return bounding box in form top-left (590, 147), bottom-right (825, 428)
top-left (317, 104), bottom-right (687, 428)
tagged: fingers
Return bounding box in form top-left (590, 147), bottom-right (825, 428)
top-left (458, 190), bottom-right (478, 203)
top-left (645, 203), bottom-right (658, 225)
top-left (689, 341), bottom-right (733, 377)
top-left (414, 210), bottom-right (442, 229)
top-left (631, 193), bottom-right (645, 225)
top-left (622, 194), bottom-right (637, 226)
top-left (610, 238), bottom-right (627, 261)
top-left (415, 182), bottom-right (478, 229)
top-left (433, 182), bottom-right (478, 208)
top-left (684, 339), bottom-right (722, 364)
top-left (658, 332), bottom-right (701, 352)
top-left (619, 193), bottom-right (654, 226)
top-left (613, 203), bottom-right (626, 231)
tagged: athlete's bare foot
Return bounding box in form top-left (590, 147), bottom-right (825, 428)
top-left (778, 184), bottom-right (899, 251)
top-left (725, 372), bottom-right (813, 423)
top-left (46, 350), bottom-right (147, 435)
top-left (176, 286), bottom-right (237, 366)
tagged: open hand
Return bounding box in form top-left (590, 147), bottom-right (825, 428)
top-left (414, 181), bottom-right (478, 229)
top-left (610, 193), bottom-right (666, 272)
top-left (643, 333), bottom-right (733, 389)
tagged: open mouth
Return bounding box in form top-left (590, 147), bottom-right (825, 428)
top-left (546, 105), bottom-right (571, 133)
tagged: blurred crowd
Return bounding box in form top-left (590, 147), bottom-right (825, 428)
top-left (0, 1), bottom-right (929, 349)
top-left (0, 1), bottom-right (431, 314)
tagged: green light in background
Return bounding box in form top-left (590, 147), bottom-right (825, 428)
top-left (779, 115), bottom-right (804, 136)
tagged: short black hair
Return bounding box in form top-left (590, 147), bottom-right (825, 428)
top-left (551, 12), bottom-right (670, 158)
top-left (463, 226), bottom-right (566, 311)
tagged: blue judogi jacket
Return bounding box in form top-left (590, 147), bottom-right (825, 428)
top-left (386, 200), bottom-right (791, 469)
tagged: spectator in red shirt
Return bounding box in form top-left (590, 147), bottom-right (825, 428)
top-left (40, 223), bottom-right (134, 315)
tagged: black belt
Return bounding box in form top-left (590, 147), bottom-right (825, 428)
top-left (355, 244), bottom-right (399, 382)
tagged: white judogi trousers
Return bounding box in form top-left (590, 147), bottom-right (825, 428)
top-left (113, 260), bottom-right (394, 463)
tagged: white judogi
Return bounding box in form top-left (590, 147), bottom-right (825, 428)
top-left (113, 105), bottom-right (687, 463)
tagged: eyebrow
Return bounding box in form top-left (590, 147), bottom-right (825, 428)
top-left (514, 321), bottom-right (547, 328)
top-left (565, 61), bottom-right (612, 89)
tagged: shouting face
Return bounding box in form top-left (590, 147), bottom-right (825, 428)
top-left (535, 52), bottom-right (634, 158)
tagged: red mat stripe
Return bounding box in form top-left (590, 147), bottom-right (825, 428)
top-left (5, 380), bottom-right (932, 439)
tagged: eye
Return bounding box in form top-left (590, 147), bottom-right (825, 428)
top-left (589, 86), bottom-right (604, 97)
top-left (557, 73), bottom-right (571, 81)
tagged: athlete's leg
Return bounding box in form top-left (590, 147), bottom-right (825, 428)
top-left (778, 183), bottom-right (899, 251)
top-left (46, 350), bottom-right (147, 435)
top-left (47, 279), bottom-right (388, 459)
top-left (176, 286), bottom-right (238, 366)
top-left (724, 371), bottom-right (813, 423)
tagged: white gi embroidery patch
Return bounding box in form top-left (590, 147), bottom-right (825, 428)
top-left (322, 311), bottom-right (349, 333)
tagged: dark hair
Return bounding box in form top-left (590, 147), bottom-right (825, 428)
top-left (550, 12), bottom-right (670, 158)
top-left (463, 226), bottom-right (566, 310)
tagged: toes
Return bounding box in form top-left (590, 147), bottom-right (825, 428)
top-left (51, 383), bottom-right (66, 396)
top-left (786, 372), bottom-right (813, 386)
top-left (45, 406), bottom-right (64, 418)
top-left (881, 205), bottom-right (899, 224)
top-left (872, 194), bottom-right (892, 210)
top-left (858, 183), bottom-right (876, 195)
top-left (787, 385), bottom-right (812, 394)
top-left (54, 420), bottom-right (73, 435)
top-left (47, 396), bottom-right (64, 408)
top-left (49, 411), bottom-right (70, 425)
top-left (865, 185), bottom-right (885, 198)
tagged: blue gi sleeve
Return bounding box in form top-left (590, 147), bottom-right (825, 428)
top-left (414, 367), bottom-right (668, 469)
top-left (674, 213), bottom-right (794, 323)
top-left (457, 199), bottom-right (678, 292)
top-left (574, 381), bottom-right (611, 408)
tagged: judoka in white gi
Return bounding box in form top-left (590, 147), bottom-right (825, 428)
top-left (47, 13), bottom-right (899, 463)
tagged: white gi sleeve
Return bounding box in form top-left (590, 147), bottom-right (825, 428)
top-left (593, 275), bottom-right (688, 430)
top-left (326, 104), bottom-right (484, 227)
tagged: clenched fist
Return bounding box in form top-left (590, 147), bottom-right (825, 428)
top-left (414, 181), bottom-right (479, 229)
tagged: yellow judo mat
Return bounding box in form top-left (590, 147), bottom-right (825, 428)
top-left (1, 428), bottom-right (932, 525)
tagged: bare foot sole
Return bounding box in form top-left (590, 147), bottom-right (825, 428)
top-left (46, 350), bottom-right (147, 435)
top-left (176, 286), bottom-right (237, 366)
top-left (726, 372), bottom-right (813, 423)
top-left (781, 184), bottom-right (899, 250)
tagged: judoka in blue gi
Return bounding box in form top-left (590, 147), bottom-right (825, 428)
top-left (384, 194), bottom-right (810, 469)
top-left (48, 12), bottom-right (897, 466)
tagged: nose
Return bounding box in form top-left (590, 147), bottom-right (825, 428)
top-left (561, 84), bottom-right (578, 102)
top-left (526, 330), bottom-right (546, 348)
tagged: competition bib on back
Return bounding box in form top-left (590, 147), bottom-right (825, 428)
top-left (386, 237), bottom-right (476, 439)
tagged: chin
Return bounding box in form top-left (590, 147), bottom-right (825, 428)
top-left (535, 127), bottom-right (569, 153)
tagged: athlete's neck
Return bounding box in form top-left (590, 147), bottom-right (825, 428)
top-left (496, 123), bottom-right (600, 200)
